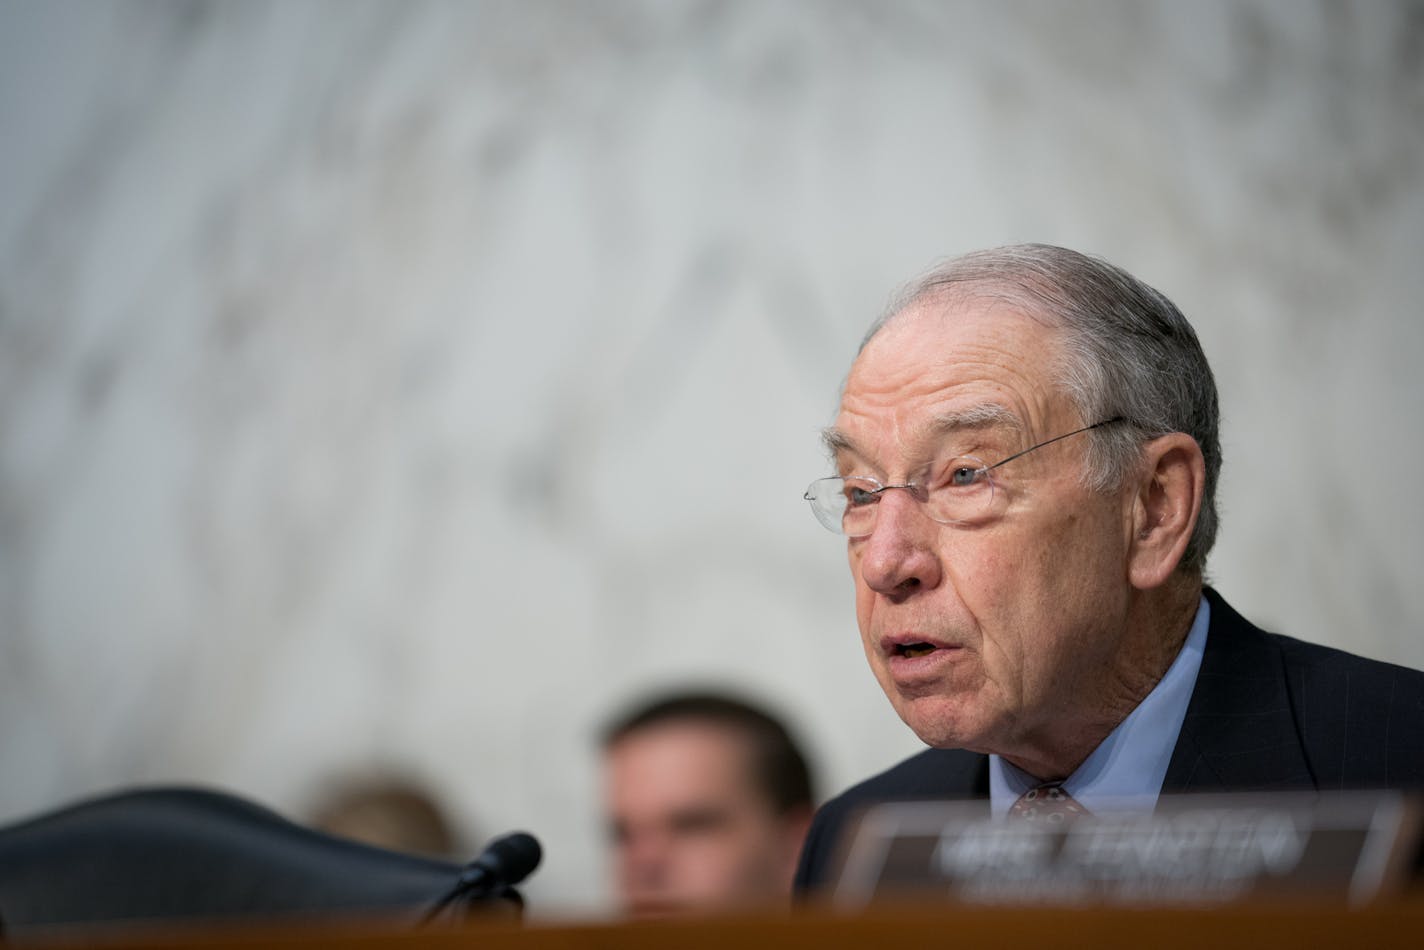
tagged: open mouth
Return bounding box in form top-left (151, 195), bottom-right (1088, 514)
top-left (894, 642), bottom-right (938, 659)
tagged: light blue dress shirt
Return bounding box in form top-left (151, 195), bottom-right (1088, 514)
top-left (988, 595), bottom-right (1209, 817)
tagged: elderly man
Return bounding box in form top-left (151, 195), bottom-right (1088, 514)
top-left (602, 692), bottom-right (814, 916)
top-left (795, 244), bottom-right (1424, 891)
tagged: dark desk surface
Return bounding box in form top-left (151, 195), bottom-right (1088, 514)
top-left (17, 897), bottom-right (1424, 950)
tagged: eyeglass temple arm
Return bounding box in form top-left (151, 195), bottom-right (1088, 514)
top-left (984, 416), bottom-right (1127, 473)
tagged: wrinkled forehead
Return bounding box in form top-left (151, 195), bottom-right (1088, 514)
top-left (828, 299), bottom-right (1072, 460)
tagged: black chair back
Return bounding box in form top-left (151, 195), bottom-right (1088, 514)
top-left (0, 786), bottom-right (519, 937)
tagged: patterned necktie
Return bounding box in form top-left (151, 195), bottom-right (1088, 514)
top-left (1007, 782), bottom-right (1090, 823)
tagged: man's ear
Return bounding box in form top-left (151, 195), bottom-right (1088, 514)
top-left (1127, 433), bottom-right (1205, 590)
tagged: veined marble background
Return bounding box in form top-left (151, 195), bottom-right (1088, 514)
top-left (1, 0), bottom-right (1421, 913)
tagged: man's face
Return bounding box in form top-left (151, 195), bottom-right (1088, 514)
top-left (831, 300), bottom-right (1136, 765)
top-left (604, 721), bottom-right (804, 917)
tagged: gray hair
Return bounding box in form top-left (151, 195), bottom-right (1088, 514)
top-left (864, 244), bottom-right (1221, 577)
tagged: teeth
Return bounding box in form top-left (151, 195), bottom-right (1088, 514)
top-left (901, 643), bottom-right (935, 658)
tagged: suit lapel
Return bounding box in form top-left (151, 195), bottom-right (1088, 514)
top-left (1162, 589), bottom-right (1315, 793)
top-left (970, 752), bottom-right (990, 798)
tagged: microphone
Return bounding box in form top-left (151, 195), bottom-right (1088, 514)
top-left (455, 831), bottom-right (542, 890)
top-left (421, 831), bottom-right (543, 924)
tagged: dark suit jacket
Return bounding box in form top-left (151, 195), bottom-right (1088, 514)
top-left (795, 588), bottom-right (1424, 893)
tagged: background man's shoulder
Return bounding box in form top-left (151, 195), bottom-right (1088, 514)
top-left (794, 747), bottom-right (985, 895)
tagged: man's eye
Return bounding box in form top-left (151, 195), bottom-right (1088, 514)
top-left (670, 809), bottom-right (731, 837)
top-left (948, 465), bottom-right (983, 488)
top-left (847, 485), bottom-right (878, 507)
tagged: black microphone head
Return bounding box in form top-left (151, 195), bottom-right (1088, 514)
top-left (468, 831), bottom-right (542, 887)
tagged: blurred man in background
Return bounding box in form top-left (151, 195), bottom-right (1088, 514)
top-left (601, 692), bottom-right (814, 917)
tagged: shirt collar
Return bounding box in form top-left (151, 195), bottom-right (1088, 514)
top-left (988, 594), bottom-right (1210, 817)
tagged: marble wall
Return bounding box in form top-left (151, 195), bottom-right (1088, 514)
top-left (1, 0), bottom-right (1421, 913)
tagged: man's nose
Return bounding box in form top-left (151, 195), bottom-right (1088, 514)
top-left (621, 832), bottom-right (669, 884)
top-left (856, 489), bottom-right (942, 598)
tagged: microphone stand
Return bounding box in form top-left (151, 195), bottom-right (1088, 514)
top-left (419, 831), bottom-right (541, 926)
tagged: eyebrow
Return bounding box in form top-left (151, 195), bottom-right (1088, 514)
top-left (820, 403), bottom-right (1023, 459)
top-left (820, 426), bottom-right (857, 456)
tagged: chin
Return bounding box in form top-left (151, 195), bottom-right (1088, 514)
top-left (894, 695), bottom-right (989, 751)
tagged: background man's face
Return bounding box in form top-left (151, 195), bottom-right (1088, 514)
top-left (832, 301), bottom-right (1134, 763)
top-left (604, 720), bottom-right (803, 917)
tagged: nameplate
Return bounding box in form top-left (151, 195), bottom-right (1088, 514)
top-left (831, 792), bottom-right (1417, 907)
